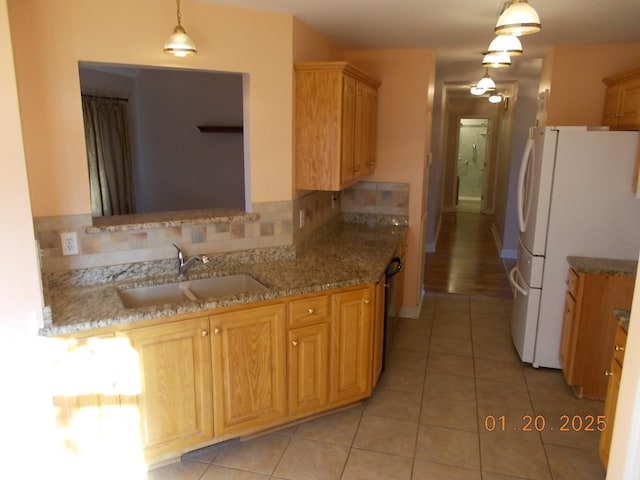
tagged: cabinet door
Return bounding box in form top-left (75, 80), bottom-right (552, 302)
top-left (559, 291), bottom-right (578, 385)
top-left (51, 333), bottom-right (134, 466)
top-left (211, 303), bottom-right (286, 436)
top-left (602, 84), bottom-right (623, 127)
top-left (371, 277), bottom-right (385, 387)
top-left (355, 81), bottom-right (378, 178)
top-left (330, 287), bottom-right (374, 405)
top-left (618, 78), bottom-right (640, 129)
top-left (599, 359), bottom-right (622, 468)
top-left (340, 75), bottom-right (357, 187)
top-left (288, 323), bottom-right (329, 416)
top-left (121, 317), bottom-right (213, 460)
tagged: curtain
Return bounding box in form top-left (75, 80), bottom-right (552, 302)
top-left (81, 95), bottom-right (135, 216)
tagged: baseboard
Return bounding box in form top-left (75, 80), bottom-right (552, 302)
top-left (490, 222), bottom-right (518, 260)
top-left (397, 288), bottom-right (425, 319)
top-left (501, 248), bottom-right (518, 259)
top-left (425, 216), bottom-right (441, 253)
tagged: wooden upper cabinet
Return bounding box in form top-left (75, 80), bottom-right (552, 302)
top-left (295, 61), bottom-right (380, 191)
top-left (602, 66), bottom-right (640, 130)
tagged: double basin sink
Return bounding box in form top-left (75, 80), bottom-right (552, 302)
top-left (118, 274), bottom-right (267, 309)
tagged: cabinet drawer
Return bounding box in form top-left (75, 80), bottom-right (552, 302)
top-left (565, 268), bottom-right (579, 299)
top-left (289, 295), bottom-right (330, 328)
top-left (613, 324), bottom-right (628, 365)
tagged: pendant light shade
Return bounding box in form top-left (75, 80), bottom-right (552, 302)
top-left (482, 53), bottom-right (511, 68)
top-left (164, 0), bottom-right (197, 56)
top-left (486, 34), bottom-right (523, 56)
top-left (488, 94), bottom-right (504, 103)
top-left (470, 86), bottom-right (486, 96)
top-left (476, 70), bottom-right (496, 91)
top-left (495, 0), bottom-right (541, 36)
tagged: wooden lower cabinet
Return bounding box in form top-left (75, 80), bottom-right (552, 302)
top-left (558, 267), bottom-right (634, 399)
top-left (52, 283), bottom-right (383, 466)
top-left (599, 322), bottom-right (628, 468)
top-left (210, 303), bottom-right (287, 437)
top-left (330, 286), bottom-right (374, 405)
top-left (120, 316), bottom-right (214, 462)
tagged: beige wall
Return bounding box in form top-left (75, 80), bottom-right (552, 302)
top-left (0, 0), bottom-right (57, 473)
top-left (344, 49), bottom-right (436, 309)
top-left (8, 0), bottom-right (295, 217)
top-left (543, 43), bottom-right (640, 126)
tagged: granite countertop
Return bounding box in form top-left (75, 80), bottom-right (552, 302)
top-left (567, 256), bottom-right (638, 276)
top-left (40, 220), bottom-right (407, 336)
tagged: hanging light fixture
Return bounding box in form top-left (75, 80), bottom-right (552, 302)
top-left (486, 34), bottom-right (523, 56)
top-left (488, 94), bottom-right (504, 103)
top-left (164, 0), bottom-right (197, 57)
top-left (482, 53), bottom-right (511, 68)
top-left (495, 0), bottom-right (541, 36)
top-left (476, 69), bottom-right (497, 91)
top-left (470, 85), bottom-right (487, 96)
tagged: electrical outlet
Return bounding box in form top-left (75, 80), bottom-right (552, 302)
top-left (299, 209), bottom-right (305, 227)
top-left (61, 232), bottom-right (79, 256)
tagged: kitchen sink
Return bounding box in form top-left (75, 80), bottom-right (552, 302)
top-left (118, 274), bottom-right (267, 308)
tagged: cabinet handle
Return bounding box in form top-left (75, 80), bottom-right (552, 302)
top-left (201, 330), bottom-right (208, 337)
top-left (615, 345), bottom-right (625, 352)
top-left (292, 340), bottom-right (298, 347)
top-left (308, 308), bottom-right (315, 314)
top-left (214, 328), bottom-right (220, 335)
top-left (605, 371), bottom-right (614, 376)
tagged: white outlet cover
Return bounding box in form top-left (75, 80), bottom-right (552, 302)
top-left (61, 232), bottom-right (79, 256)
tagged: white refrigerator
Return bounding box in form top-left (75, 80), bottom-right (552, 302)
top-left (509, 126), bottom-right (640, 368)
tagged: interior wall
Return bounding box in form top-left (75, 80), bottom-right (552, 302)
top-left (134, 69), bottom-right (245, 212)
top-left (0, 0), bottom-right (56, 473)
top-left (7, 0), bottom-right (294, 217)
top-left (544, 43), bottom-right (640, 126)
top-left (344, 49), bottom-right (436, 312)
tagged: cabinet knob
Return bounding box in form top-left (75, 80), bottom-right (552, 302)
top-left (566, 280), bottom-right (573, 285)
top-left (364, 299), bottom-right (371, 305)
top-left (292, 340), bottom-right (299, 347)
top-left (605, 371), bottom-right (614, 376)
top-left (615, 345), bottom-right (625, 352)
top-left (201, 330), bottom-right (208, 337)
top-left (214, 328), bottom-right (220, 335)
top-left (308, 308), bottom-right (315, 314)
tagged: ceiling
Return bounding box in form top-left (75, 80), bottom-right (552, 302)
top-left (201, 0), bottom-right (640, 63)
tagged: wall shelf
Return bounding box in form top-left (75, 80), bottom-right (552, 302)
top-left (197, 125), bottom-right (243, 133)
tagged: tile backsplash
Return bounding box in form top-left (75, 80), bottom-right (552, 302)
top-left (33, 182), bottom-right (408, 273)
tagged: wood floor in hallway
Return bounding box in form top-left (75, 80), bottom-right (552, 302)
top-left (424, 212), bottom-right (513, 298)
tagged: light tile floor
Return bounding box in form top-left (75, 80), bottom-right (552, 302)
top-left (146, 293), bottom-right (606, 480)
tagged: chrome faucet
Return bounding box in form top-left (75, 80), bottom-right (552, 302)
top-left (172, 244), bottom-right (210, 276)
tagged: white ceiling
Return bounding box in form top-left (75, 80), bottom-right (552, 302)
top-left (200, 0), bottom-right (640, 63)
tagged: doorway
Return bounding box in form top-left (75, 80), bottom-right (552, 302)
top-left (456, 118), bottom-right (489, 212)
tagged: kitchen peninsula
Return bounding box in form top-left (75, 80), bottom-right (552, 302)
top-left (44, 216), bottom-right (407, 466)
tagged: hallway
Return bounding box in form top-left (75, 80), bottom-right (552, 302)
top-left (424, 212), bottom-right (513, 298)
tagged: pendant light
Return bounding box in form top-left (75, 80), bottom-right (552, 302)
top-left (470, 85), bottom-right (487, 96)
top-left (488, 94), bottom-right (504, 103)
top-left (482, 53), bottom-right (511, 68)
top-left (164, 0), bottom-right (197, 57)
top-left (486, 34), bottom-right (523, 56)
top-left (495, 0), bottom-right (541, 36)
top-left (476, 70), bottom-right (497, 91)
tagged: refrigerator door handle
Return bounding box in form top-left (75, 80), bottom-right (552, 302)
top-left (517, 138), bottom-right (535, 233)
top-left (509, 266), bottom-right (529, 297)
